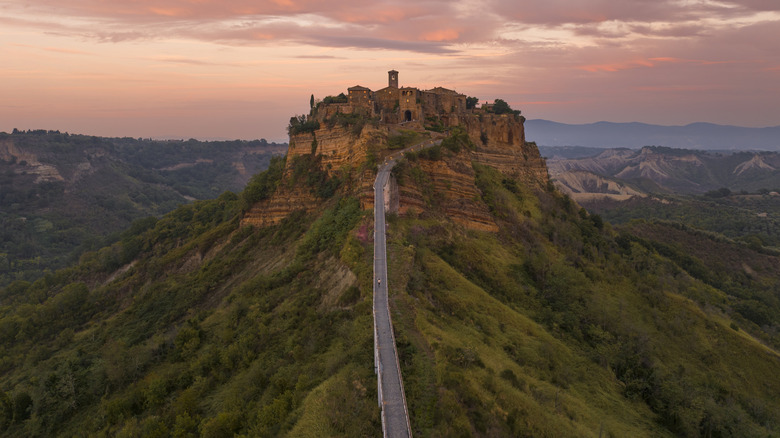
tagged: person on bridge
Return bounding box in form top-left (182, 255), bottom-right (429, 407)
top-left (377, 278), bottom-right (381, 286)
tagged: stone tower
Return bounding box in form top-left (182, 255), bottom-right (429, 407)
top-left (388, 70), bottom-right (398, 88)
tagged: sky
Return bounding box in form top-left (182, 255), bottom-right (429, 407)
top-left (1, 0), bottom-right (779, 141)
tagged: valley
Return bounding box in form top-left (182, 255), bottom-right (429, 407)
top-left (0, 131), bottom-right (286, 287)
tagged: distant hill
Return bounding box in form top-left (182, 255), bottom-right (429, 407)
top-left (546, 145), bottom-right (780, 248)
top-left (547, 146), bottom-right (780, 195)
top-left (527, 119), bottom-right (780, 151)
top-left (0, 130), bottom-right (286, 286)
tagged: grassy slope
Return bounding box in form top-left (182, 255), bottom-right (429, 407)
top-left (0, 163), bottom-right (382, 436)
top-left (1, 145), bottom-right (779, 436)
top-left (385, 161), bottom-right (780, 436)
top-left (586, 193), bottom-right (780, 249)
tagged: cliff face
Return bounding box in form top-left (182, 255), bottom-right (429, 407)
top-left (458, 113), bottom-right (549, 189)
top-left (242, 110), bottom-right (549, 232)
top-left (0, 137), bottom-right (66, 183)
top-left (287, 124), bottom-right (380, 173)
top-left (395, 154), bottom-right (499, 232)
top-left (241, 124), bottom-right (379, 227)
top-left (240, 183), bottom-right (322, 228)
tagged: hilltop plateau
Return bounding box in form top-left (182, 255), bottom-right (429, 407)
top-left (1, 73), bottom-right (780, 437)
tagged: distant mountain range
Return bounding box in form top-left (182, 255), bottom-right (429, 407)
top-left (526, 119), bottom-right (780, 151)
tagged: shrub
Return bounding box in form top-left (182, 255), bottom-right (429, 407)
top-left (287, 115), bottom-right (320, 135)
top-left (441, 127), bottom-right (474, 153)
top-left (489, 99), bottom-right (521, 116)
top-left (387, 130), bottom-right (422, 150)
top-left (322, 93), bottom-right (348, 104)
top-left (241, 156), bottom-right (285, 210)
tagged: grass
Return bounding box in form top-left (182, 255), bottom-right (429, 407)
top-left (3, 140), bottom-right (780, 437)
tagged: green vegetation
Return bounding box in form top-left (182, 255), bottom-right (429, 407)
top-left (0, 159), bottom-right (377, 436)
top-left (424, 116), bottom-right (446, 133)
top-left (1, 131), bottom-right (779, 437)
top-left (466, 96), bottom-right (479, 110)
top-left (586, 192), bottom-right (780, 249)
top-left (323, 112), bottom-right (374, 136)
top-left (0, 130), bottom-right (284, 287)
top-left (289, 154), bottom-right (343, 199)
top-left (384, 163), bottom-right (780, 436)
top-left (321, 93), bottom-right (348, 105)
top-left (440, 126), bottom-right (475, 153)
top-left (241, 155), bottom-right (286, 210)
top-left (287, 115), bottom-right (320, 135)
top-left (387, 129), bottom-right (426, 150)
top-left (488, 99), bottom-right (521, 116)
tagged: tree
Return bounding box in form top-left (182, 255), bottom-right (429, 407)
top-left (492, 99), bottom-right (520, 115)
top-left (310, 94), bottom-right (315, 109)
top-left (466, 96), bottom-right (479, 110)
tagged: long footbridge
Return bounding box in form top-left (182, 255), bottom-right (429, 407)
top-left (373, 137), bottom-right (442, 438)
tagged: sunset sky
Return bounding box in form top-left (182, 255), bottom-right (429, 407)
top-left (1, 0), bottom-right (779, 141)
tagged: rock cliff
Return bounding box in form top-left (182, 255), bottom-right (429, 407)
top-left (394, 153), bottom-right (499, 232)
top-left (242, 103), bottom-right (550, 231)
top-left (460, 113), bottom-right (549, 189)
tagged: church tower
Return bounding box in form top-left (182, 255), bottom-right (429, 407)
top-left (388, 70), bottom-right (399, 88)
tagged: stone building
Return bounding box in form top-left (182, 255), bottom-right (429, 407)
top-left (334, 71), bottom-right (470, 125)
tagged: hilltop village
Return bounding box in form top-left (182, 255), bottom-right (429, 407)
top-left (335, 70), bottom-right (471, 125)
top-left (313, 70), bottom-right (511, 128)
top-left (242, 70), bottom-right (548, 231)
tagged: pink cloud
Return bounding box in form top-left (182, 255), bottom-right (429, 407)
top-left (578, 59), bottom-right (655, 73)
top-left (333, 5), bottom-right (431, 24)
top-left (422, 28), bottom-right (460, 42)
top-left (491, 0), bottom-right (687, 25)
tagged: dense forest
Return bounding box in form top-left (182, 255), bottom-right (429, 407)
top-left (1, 131), bottom-right (779, 437)
top-left (0, 130), bottom-right (285, 287)
top-left (587, 192), bottom-right (780, 249)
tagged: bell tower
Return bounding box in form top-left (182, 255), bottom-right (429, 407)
top-left (388, 70), bottom-right (398, 88)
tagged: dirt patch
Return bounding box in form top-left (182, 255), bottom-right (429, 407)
top-left (317, 256), bottom-right (358, 311)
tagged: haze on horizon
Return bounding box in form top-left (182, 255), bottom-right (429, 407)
top-left (1, 0), bottom-right (779, 141)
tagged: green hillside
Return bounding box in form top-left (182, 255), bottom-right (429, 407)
top-left (0, 130), bottom-right (285, 287)
top-left (1, 140), bottom-right (779, 437)
top-left (586, 193), bottom-right (780, 249)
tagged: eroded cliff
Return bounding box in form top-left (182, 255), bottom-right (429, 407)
top-left (242, 105), bottom-right (549, 232)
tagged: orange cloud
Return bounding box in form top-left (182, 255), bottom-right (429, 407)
top-left (422, 29), bottom-right (460, 42)
top-left (149, 7), bottom-right (189, 17)
top-left (579, 59), bottom-right (654, 72)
